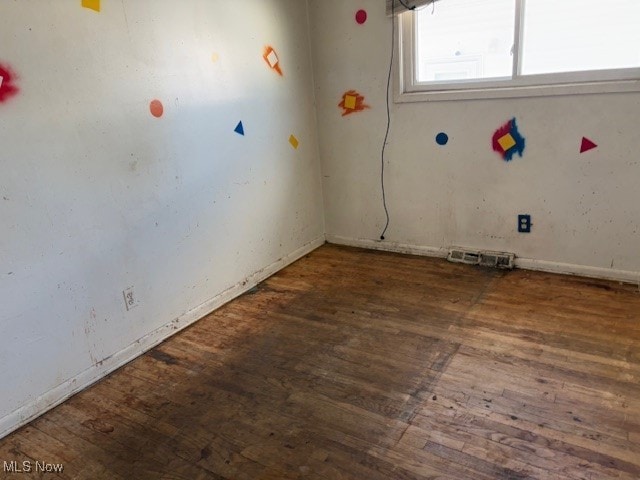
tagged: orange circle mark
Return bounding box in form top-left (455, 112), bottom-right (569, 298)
top-left (150, 99), bottom-right (164, 118)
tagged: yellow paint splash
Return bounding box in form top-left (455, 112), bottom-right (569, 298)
top-left (81, 0), bottom-right (100, 12)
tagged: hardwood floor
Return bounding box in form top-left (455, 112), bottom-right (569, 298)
top-left (1, 244), bottom-right (639, 479)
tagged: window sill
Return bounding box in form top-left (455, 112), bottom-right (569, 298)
top-left (395, 79), bottom-right (640, 103)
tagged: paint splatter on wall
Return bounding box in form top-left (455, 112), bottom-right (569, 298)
top-left (355, 9), bottom-right (368, 24)
top-left (339, 90), bottom-right (369, 116)
top-left (149, 99), bottom-right (164, 118)
top-left (492, 118), bottom-right (525, 161)
top-left (0, 64), bottom-right (19, 104)
top-left (435, 132), bottom-right (449, 146)
top-left (263, 46), bottom-right (283, 76)
top-left (81, 0), bottom-right (100, 12)
top-left (580, 137), bottom-right (597, 153)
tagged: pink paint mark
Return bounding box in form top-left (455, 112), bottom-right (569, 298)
top-left (580, 137), bottom-right (597, 153)
top-left (355, 9), bottom-right (367, 25)
top-left (0, 64), bottom-right (20, 104)
top-left (492, 119), bottom-right (513, 155)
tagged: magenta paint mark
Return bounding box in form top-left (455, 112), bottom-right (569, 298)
top-left (0, 64), bottom-right (19, 104)
top-left (580, 137), bottom-right (597, 153)
top-left (355, 9), bottom-right (368, 24)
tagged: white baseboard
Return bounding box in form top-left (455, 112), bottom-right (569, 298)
top-left (0, 235), bottom-right (326, 441)
top-left (515, 258), bottom-right (640, 284)
top-left (326, 235), bottom-right (640, 285)
top-left (325, 235), bottom-right (448, 259)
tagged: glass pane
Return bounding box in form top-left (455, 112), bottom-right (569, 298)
top-left (416, 0), bottom-right (516, 83)
top-left (521, 0), bottom-right (640, 75)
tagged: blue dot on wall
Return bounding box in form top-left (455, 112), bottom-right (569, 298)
top-left (436, 132), bottom-right (449, 146)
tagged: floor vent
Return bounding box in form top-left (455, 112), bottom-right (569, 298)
top-left (448, 248), bottom-right (515, 270)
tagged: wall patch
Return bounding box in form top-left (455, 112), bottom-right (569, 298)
top-left (355, 9), bottom-right (368, 24)
top-left (435, 132), bottom-right (449, 146)
top-left (580, 137), bottom-right (597, 153)
top-left (263, 46), bottom-right (283, 76)
top-left (492, 118), bottom-right (525, 161)
top-left (289, 134), bottom-right (299, 150)
top-left (0, 64), bottom-right (19, 104)
top-left (81, 0), bottom-right (101, 12)
top-left (339, 90), bottom-right (369, 116)
top-left (149, 99), bottom-right (164, 118)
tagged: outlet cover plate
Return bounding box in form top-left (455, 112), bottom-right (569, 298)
top-left (518, 214), bottom-right (532, 233)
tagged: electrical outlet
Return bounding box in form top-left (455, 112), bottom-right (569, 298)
top-left (518, 214), bottom-right (532, 233)
top-left (123, 286), bottom-right (138, 311)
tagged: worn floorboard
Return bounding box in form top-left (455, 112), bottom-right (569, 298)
top-left (1, 244), bottom-right (639, 479)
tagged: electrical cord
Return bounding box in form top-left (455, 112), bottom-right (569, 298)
top-left (380, 0), bottom-right (434, 240)
top-left (379, 1), bottom-right (406, 241)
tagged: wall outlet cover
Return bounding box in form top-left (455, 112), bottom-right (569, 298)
top-left (518, 214), bottom-right (532, 233)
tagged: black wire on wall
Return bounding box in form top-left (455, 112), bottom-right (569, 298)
top-left (379, 0), bottom-right (416, 241)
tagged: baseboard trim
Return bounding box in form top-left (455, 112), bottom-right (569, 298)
top-left (0, 235), bottom-right (326, 441)
top-left (325, 235), bottom-right (448, 259)
top-left (326, 235), bottom-right (640, 285)
top-left (515, 258), bottom-right (640, 284)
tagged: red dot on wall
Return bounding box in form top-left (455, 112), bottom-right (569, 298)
top-left (149, 99), bottom-right (164, 118)
top-left (355, 9), bottom-right (367, 25)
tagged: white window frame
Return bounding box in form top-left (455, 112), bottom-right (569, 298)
top-left (396, 0), bottom-right (640, 102)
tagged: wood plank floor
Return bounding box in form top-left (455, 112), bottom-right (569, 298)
top-left (1, 244), bottom-right (639, 479)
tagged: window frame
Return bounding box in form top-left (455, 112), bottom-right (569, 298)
top-left (396, 0), bottom-right (640, 102)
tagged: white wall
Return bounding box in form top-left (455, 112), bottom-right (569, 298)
top-left (309, 0), bottom-right (640, 282)
top-left (0, 0), bottom-right (324, 438)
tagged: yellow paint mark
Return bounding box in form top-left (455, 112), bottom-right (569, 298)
top-left (498, 133), bottom-right (516, 151)
top-left (211, 53), bottom-right (219, 63)
top-left (289, 134), bottom-right (299, 150)
top-left (81, 0), bottom-right (101, 12)
top-left (344, 94), bottom-right (357, 110)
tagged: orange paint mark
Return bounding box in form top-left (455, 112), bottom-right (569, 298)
top-left (263, 46), bottom-right (283, 76)
top-left (149, 99), bottom-right (164, 118)
top-left (338, 90), bottom-right (369, 116)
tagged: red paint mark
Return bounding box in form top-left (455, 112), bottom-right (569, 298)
top-left (263, 46), bottom-right (283, 76)
top-left (338, 90), bottom-right (370, 116)
top-left (355, 9), bottom-right (367, 24)
top-left (580, 137), bottom-right (597, 153)
top-left (0, 64), bottom-right (20, 104)
top-left (150, 99), bottom-right (164, 118)
top-left (492, 119), bottom-right (513, 155)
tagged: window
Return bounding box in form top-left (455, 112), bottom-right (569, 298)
top-left (398, 0), bottom-right (640, 100)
